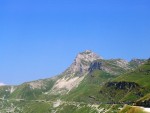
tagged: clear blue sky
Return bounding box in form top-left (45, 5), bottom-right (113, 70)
top-left (0, 0), bottom-right (150, 85)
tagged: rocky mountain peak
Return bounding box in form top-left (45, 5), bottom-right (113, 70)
top-left (51, 50), bottom-right (102, 94)
top-left (64, 50), bottom-right (102, 77)
top-left (75, 50), bottom-right (103, 63)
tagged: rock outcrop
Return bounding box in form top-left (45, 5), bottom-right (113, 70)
top-left (63, 50), bottom-right (102, 77)
top-left (106, 81), bottom-right (140, 90)
top-left (51, 50), bottom-right (102, 94)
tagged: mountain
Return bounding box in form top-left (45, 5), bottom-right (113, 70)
top-left (97, 59), bottom-right (150, 113)
top-left (50, 50), bottom-right (102, 94)
top-left (0, 50), bottom-right (148, 113)
top-left (97, 61), bottom-right (148, 103)
top-left (64, 50), bottom-right (103, 76)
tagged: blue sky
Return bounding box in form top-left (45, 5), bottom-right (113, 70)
top-left (0, 0), bottom-right (150, 85)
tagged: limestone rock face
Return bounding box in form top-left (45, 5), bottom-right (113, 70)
top-left (50, 50), bottom-right (102, 94)
top-left (64, 50), bottom-right (102, 77)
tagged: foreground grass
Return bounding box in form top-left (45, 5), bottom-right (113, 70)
top-left (119, 105), bottom-right (147, 113)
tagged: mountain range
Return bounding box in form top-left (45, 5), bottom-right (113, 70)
top-left (0, 50), bottom-right (149, 113)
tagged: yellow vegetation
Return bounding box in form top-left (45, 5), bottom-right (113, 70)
top-left (119, 105), bottom-right (146, 113)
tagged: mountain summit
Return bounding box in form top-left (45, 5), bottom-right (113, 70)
top-left (64, 50), bottom-right (102, 77)
top-left (76, 50), bottom-right (103, 62)
top-left (51, 50), bottom-right (102, 94)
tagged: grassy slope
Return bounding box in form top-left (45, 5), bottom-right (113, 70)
top-left (115, 60), bottom-right (150, 97)
top-left (0, 86), bottom-right (12, 98)
top-left (115, 60), bottom-right (150, 87)
top-left (97, 60), bottom-right (150, 103)
top-left (10, 78), bottom-right (56, 100)
top-left (99, 82), bottom-right (143, 103)
top-left (119, 105), bottom-right (146, 113)
top-left (63, 70), bottom-right (116, 103)
top-left (62, 59), bottom-right (141, 103)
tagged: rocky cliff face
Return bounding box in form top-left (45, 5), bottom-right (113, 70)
top-left (89, 59), bottom-right (130, 75)
top-left (51, 50), bottom-right (102, 94)
top-left (63, 50), bottom-right (102, 77)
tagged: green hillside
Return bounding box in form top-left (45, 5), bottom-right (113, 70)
top-left (0, 56), bottom-right (148, 113)
top-left (115, 59), bottom-right (150, 87)
top-left (97, 59), bottom-right (150, 105)
top-left (63, 70), bottom-right (115, 103)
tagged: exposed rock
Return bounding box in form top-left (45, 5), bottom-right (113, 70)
top-left (89, 59), bottom-right (129, 75)
top-left (110, 59), bottom-right (130, 70)
top-left (53, 99), bottom-right (62, 108)
top-left (10, 86), bottom-right (16, 93)
top-left (51, 50), bottom-right (146, 95)
top-left (27, 80), bottom-right (44, 89)
top-left (63, 50), bottom-right (102, 77)
top-left (115, 59), bottom-right (129, 69)
top-left (106, 81), bottom-right (140, 90)
top-left (17, 50), bottom-right (102, 95)
top-left (130, 59), bottom-right (146, 68)
top-left (89, 61), bottom-right (103, 72)
top-left (88, 61), bottom-right (116, 74)
top-left (51, 50), bottom-right (102, 94)
top-left (51, 76), bottom-right (84, 94)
